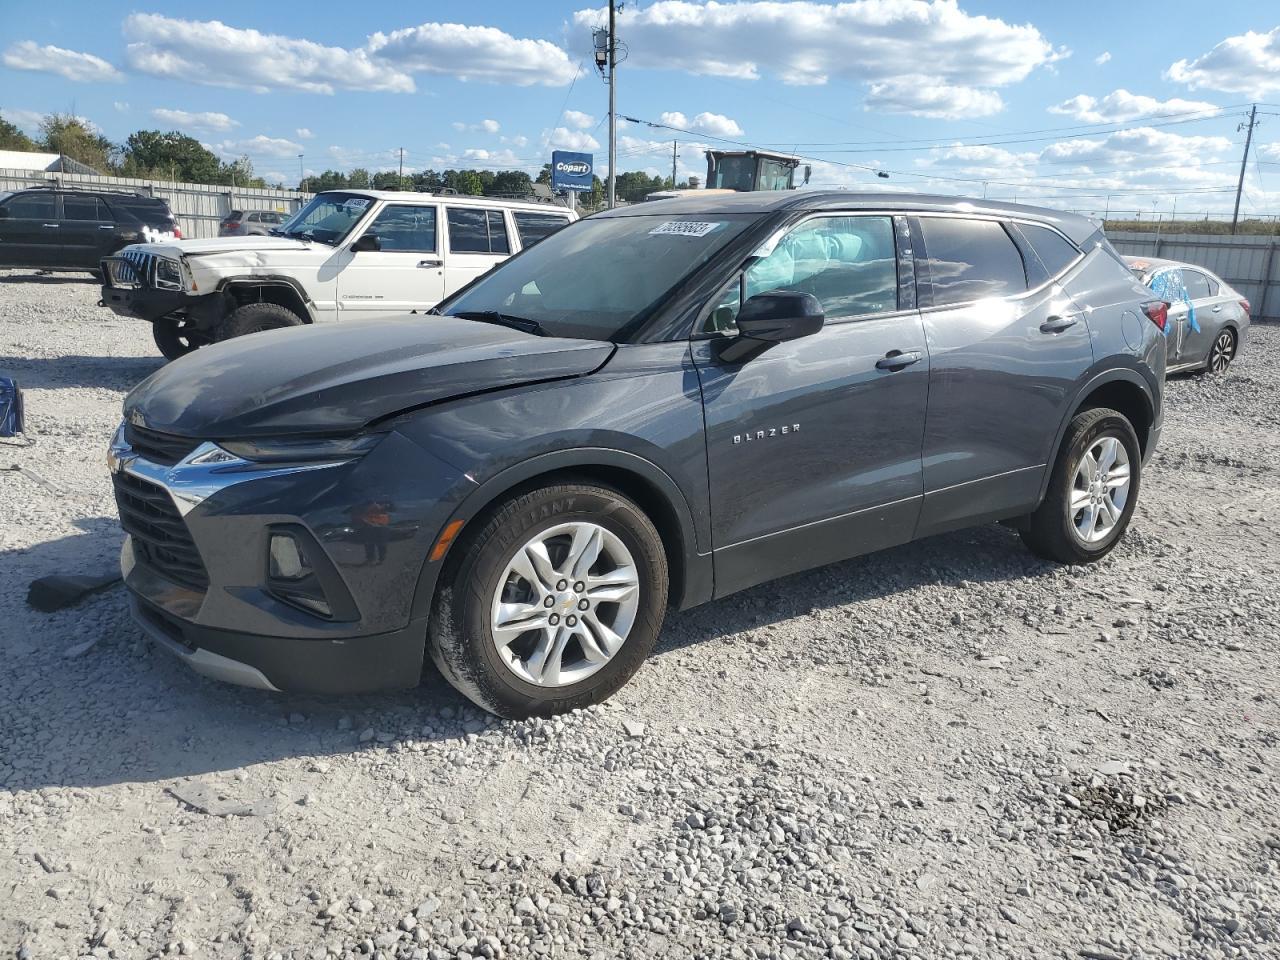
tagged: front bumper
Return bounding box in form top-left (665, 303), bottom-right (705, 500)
top-left (100, 282), bottom-right (191, 322)
top-left (112, 427), bottom-right (475, 694)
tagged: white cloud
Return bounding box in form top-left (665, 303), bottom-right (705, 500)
top-left (1, 109), bottom-right (47, 134)
top-left (296, 128), bottom-right (315, 139)
top-left (1094, 51), bottom-right (1111, 65)
top-left (658, 110), bottom-right (744, 137)
top-left (563, 109), bottom-right (595, 130)
top-left (124, 13), bottom-right (415, 94)
top-left (1048, 90), bottom-right (1219, 124)
top-left (2, 40), bottom-right (122, 82)
top-left (114, 101), bottom-right (130, 112)
top-left (865, 77), bottom-right (1004, 119)
top-left (214, 134), bottom-right (306, 158)
top-left (461, 147), bottom-right (523, 165)
top-left (1039, 126), bottom-right (1232, 167)
top-left (1167, 27), bottom-right (1280, 97)
top-left (367, 22), bottom-right (576, 86)
top-left (151, 108), bottom-right (239, 132)
top-left (452, 119), bottom-right (501, 134)
top-left (547, 127), bottom-right (600, 151)
top-left (502, 134), bottom-right (530, 147)
top-left (572, 1), bottom-right (1064, 116)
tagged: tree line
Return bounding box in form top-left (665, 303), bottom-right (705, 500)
top-left (0, 113), bottom-right (268, 187)
top-left (0, 113), bottom-right (700, 204)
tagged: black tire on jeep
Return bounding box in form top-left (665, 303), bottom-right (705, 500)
top-left (217, 302), bottom-right (305, 342)
top-left (153, 315), bottom-right (213, 361)
top-left (428, 482), bottom-right (669, 718)
top-left (1019, 407), bottom-right (1142, 565)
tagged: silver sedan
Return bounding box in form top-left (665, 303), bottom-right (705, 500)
top-left (1126, 256), bottom-right (1250, 374)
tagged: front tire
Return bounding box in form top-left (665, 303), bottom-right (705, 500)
top-left (153, 315), bottom-right (211, 361)
top-left (1020, 407), bottom-right (1141, 564)
top-left (428, 483), bottom-right (669, 718)
top-left (216, 302), bottom-right (304, 342)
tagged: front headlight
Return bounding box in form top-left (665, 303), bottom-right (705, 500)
top-left (154, 256), bottom-right (186, 291)
top-left (216, 433), bottom-right (385, 464)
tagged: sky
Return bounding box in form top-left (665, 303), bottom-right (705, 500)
top-left (3, 0), bottom-right (1280, 218)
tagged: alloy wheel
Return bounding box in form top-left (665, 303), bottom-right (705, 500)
top-left (490, 522), bottom-right (640, 687)
top-left (1069, 435), bottom-right (1131, 544)
top-left (1210, 331), bottom-right (1234, 373)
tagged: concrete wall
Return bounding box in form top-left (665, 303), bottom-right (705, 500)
top-left (1108, 230), bottom-right (1280, 322)
top-left (0, 169), bottom-right (311, 239)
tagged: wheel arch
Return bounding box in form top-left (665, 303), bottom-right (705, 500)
top-left (217, 276), bottom-right (314, 323)
top-left (411, 448), bottom-right (712, 623)
top-left (1038, 368), bottom-right (1155, 502)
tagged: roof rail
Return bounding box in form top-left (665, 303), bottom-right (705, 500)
top-left (21, 184), bottom-right (153, 198)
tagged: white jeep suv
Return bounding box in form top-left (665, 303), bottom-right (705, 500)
top-left (99, 190), bottom-right (576, 359)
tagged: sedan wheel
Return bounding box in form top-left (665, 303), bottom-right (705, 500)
top-left (1209, 329), bottom-right (1235, 374)
top-left (491, 521), bottom-right (640, 688)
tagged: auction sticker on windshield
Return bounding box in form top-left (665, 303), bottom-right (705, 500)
top-left (343, 198), bottom-right (371, 211)
top-left (649, 221), bottom-right (722, 238)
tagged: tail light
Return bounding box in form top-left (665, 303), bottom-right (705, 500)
top-left (173, 224), bottom-right (183, 239)
top-left (1240, 299), bottom-right (1250, 318)
top-left (1142, 300), bottom-right (1169, 332)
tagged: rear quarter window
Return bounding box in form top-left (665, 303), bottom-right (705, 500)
top-left (1017, 223), bottom-right (1081, 278)
top-left (513, 211), bottom-right (571, 248)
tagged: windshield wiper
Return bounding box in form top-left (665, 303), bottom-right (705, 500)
top-left (452, 310), bottom-right (549, 337)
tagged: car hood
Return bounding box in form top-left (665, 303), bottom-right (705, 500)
top-left (123, 235), bottom-right (317, 258)
top-left (124, 316), bottom-right (615, 439)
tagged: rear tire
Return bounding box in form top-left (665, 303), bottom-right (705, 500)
top-left (1019, 407), bottom-right (1141, 564)
top-left (428, 482), bottom-right (669, 718)
top-left (1204, 327), bottom-right (1236, 375)
top-left (153, 315), bottom-right (211, 361)
top-left (217, 302), bottom-right (304, 342)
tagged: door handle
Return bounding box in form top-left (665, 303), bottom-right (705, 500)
top-left (1039, 315), bottom-right (1079, 334)
top-left (417, 259), bottom-right (442, 268)
top-left (875, 350), bottom-right (922, 371)
top-left (98, 225), bottom-right (115, 230)
top-left (42, 223), bottom-right (60, 228)
top-left (1212, 304), bottom-right (1223, 313)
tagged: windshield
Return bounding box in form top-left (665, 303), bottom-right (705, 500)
top-left (707, 156), bottom-right (757, 191)
top-left (441, 214), bottom-right (758, 341)
top-left (278, 193), bottom-right (372, 245)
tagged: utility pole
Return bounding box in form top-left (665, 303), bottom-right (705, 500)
top-left (1232, 104), bottom-right (1259, 235)
top-left (399, 147), bottom-right (405, 187)
top-left (607, 0), bottom-right (618, 208)
top-left (671, 140), bottom-right (678, 188)
top-left (298, 154), bottom-right (305, 192)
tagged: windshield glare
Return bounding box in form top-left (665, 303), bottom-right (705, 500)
top-left (443, 214), bottom-right (756, 341)
top-left (278, 193), bottom-right (372, 245)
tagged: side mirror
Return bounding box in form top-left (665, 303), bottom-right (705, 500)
top-left (719, 290), bottom-right (824, 363)
top-left (350, 233), bottom-right (381, 253)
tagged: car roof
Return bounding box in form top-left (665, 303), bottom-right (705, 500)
top-left (321, 189), bottom-right (573, 214)
top-left (598, 189), bottom-right (1099, 243)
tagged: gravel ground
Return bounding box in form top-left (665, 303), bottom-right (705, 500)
top-left (1, 268), bottom-right (1278, 960)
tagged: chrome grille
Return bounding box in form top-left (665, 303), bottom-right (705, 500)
top-left (124, 423), bottom-right (200, 467)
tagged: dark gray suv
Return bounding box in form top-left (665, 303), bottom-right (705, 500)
top-left (108, 192), bottom-right (1166, 717)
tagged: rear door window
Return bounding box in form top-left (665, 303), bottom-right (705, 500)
top-left (5, 193), bottom-right (56, 219)
top-left (1183, 270), bottom-right (1213, 300)
top-left (363, 204), bottom-right (438, 252)
top-left (919, 217), bottom-right (1027, 306)
top-left (62, 196), bottom-right (109, 220)
top-left (447, 207), bottom-right (510, 254)
top-left (512, 211), bottom-right (571, 248)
